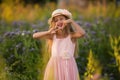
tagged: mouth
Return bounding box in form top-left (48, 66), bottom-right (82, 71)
top-left (57, 23), bottom-right (63, 27)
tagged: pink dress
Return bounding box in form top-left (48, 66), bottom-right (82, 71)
top-left (44, 34), bottom-right (80, 80)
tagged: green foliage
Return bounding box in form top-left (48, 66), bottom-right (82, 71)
top-left (0, 29), bottom-right (42, 80)
top-left (0, 55), bottom-right (8, 80)
top-left (76, 16), bottom-right (120, 80)
top-left (0, 2), bottom-right (120, 80)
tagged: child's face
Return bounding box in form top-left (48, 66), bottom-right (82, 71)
top-left (53, 15), bottom-right (66, 28)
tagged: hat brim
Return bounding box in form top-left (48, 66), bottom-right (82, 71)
top-left (51, 13), bottom-right (70, 20)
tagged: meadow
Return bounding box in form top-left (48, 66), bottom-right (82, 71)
top-left (0, 2), bottom-right (120, 80)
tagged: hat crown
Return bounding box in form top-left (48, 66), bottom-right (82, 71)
top-left (52, 9), bottom-right (72, 18)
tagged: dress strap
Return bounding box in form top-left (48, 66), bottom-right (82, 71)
top-left (68, 34), bottom-right (75, 45)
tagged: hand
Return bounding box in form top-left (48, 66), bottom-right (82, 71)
top-left (48, 27), bottom-right (61, 34)
top-left (63, 19), bottom-right (72, 24)
top-left (61, 19), bottom-right (73, 29)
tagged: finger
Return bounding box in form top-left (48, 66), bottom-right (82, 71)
top-left (55, 23), bottom-right (59, 28)
top-left (50, 27), bottom-right (61, 34)
top-left (51, 31), bottom-right (56, 34)
top-left (49, 27), bottom-right (56, 34)
top-left (55, 27), bottom-right (61, 31)
top-left (55, 26), bottom-right (59, 30)
top-left (49, 27), bottom-right (55, 31)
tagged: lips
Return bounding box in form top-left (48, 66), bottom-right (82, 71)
top-left (57, 23), bottom-right (63, 27)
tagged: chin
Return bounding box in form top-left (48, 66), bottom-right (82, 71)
top-left (57, 30), bottom-right (63, 34)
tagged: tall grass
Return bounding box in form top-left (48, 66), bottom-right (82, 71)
top-left (0, 55), bottom-right (8, 80)
top-left (110, 36), bottom-right (120, 73)
top-left (84, 50), bottom-right (102, 80)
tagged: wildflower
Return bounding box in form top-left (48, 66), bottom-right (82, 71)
top-left (84, 22), bottom-right (92, 27)
top-left (21, 32), bottom-right (25, 36)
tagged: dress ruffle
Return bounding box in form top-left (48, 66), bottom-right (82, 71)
top-left (44, 57), bottom-right (80, 80)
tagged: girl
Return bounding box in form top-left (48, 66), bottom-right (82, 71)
top-left (33, 9), bottom-right (85, 80)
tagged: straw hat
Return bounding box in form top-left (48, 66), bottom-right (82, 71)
top-left (48, 9), bottom-right (72, 25)
top-left (51, 9), bottom-right (72, 19)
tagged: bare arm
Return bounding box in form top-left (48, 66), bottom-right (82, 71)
top-left (70, 20), bottom-right (86, 38)
top-left (33, 27), bottom-right (60, 39)
top-left (33, 31), bottom-right (52, 39)
top-left (63, 19), bottom-right (86, 38)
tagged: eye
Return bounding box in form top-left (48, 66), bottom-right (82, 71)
top-left (54, 19), bottom-right (58, 22)
top-left (60, 17), bottom-right (64, 20)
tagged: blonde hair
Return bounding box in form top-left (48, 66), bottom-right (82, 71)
top-left (47, 15), bottom-right (79, 58)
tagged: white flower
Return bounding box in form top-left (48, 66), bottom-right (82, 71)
top-left (21, 32), bottom-right (25, 36)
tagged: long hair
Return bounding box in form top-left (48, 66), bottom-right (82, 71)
top-left (46, 15), bottom-right (79, 58)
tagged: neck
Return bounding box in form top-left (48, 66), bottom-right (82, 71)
top-left (56, 32), bottom-right (64, 36)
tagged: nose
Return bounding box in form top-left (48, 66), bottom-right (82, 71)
top-left (57, 20), bottom-right (62, 23)
top-left (56, 20), bottom-right (62, 24)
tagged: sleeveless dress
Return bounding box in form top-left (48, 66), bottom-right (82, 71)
top-left (44, 34), bottom-right (80, 80)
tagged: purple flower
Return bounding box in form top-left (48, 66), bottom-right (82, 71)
top-left (27, 31), bottom-right (31, 35)
top-left (32, 29), bottom-right (39, 33)
top-left (78, 15), bottom-right (84, 20)
top-left (84, 22), bottom-right (92, 27)
top-left (4, 32), bottom-right (11, 37)
top-left (76, 21), bottom-right (83, 26)
top-left (12, 20), bottom-right (26, 27)
top-left (4, 31), bottom-right (19, 38)
top-left (29, 48), bottom-right (35, 52)
top-left (10, 32), bottom-right (16, 37)
top-left (103, 17), bottom-right (110, 23)
top-left (16, 43), bottom-right (22, 49)
top-left (15, 31), bottom-right (21, 35)
top-left (38, 21), bottom-right (45, 27)
top-left (91, 31), bottom-right (96, 34)
top-left (83, 42), bottom-right (89, 46)
top-left (94, 20), bottom-right (100, 24)
top-left (31, 24), bottom-right (38, 28)
top-left (12, 21), bottom-right (18, 26)
top-left (21, 30), bottom-right (30, 36)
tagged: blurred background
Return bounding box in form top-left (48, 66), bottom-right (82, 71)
top-left (0, 0), bottom-right (120, 80)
